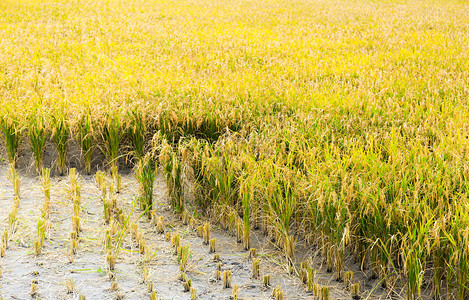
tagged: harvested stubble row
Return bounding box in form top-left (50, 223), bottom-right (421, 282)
top-left (1, 0), bottom-right (469, 299)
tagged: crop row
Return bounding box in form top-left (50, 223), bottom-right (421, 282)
top-left (1, 100), bottom-right (468, 299)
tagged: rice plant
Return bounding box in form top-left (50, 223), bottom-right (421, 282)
top-left (70, 231), bottom-right (78, 254)
top-left (51, 112), bottom-right (70, 176)
top-left (65, 278), bottom-right (75, 294)
top-left (214, 269), bottom-right (221, 281)
top-left (159, 139), bottom-right (185, 213)
top-left (7, 166), bottom-right (21, 199)
top-left (222, 270), bottom-right (232, 288)
top-left (30, 280), bottom-right (39, 297)
top-left (1, 229), bottom-right (8, 255)
top-left (128, 106), bottom-right (148, 160)
top-left (149, 291), bottom-right (159, 300)
top-left (142, 267), bottom-right (150, 283)
top-left (240, 177), bottom-right (253, 251)
top-left (320, 286), bottom-right (330, 300)
top-left (249, 248), bottom-right (256, 259)
top-left (28, 113), bottom-right (48, 174)
top-left (100, 111), bottom-right (125, 192)
top-left (232, 285), bottom-right (239, 300)
top-left (351, 283), bottom-right (360, 300)
top-left (262, 163), bottom-right (298, 272)
top-left (263, 275), bottom-right (271, 287)
top-left (76, 111), bottom-right (94, 174)
top-left (35, 217), bottom-right (46, 256)
top-left (252, 258), bottom-right (260, 279)
top-left (110, 281), bottom-right (119, 293)
top-left (69, 168), bottom-right (82, 235)
top-left (190, 287), bottom-right (197, 300)
top-left (135, 153), bottom-right (157, 216)
top-left (8, 206), bottom-right (17, 234)
top-left (41, 168), bottom-right (51, 217)
top-left (209, 238), bottom-right (216, 253)
top-left (199, 142), bottom-right (239, 225)
top-left (179, 245), bottom-right (191, 272)
top-left (0, 111), bottom-right (22, 167)
top-left (147, 281), bottom-right (154, 293)
top-left (272, 286), bottom-right (283, 300)
top-left (203, 223), bottom-right (210, 245)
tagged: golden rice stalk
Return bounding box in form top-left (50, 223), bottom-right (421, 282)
top-left (232, 285), bottom-right (239, 300)
top-left (214, 270), bottom-right (221, 281)
top-left (190, 287), bottom-right (197, 300)
top-left (149, 291), bottom-right (159, 300)
top-left (272, 286), bottom-right (284, 300)
top-left (203, 223), bottom-right (210, 245)
top-left (307, 266), bottom-right (315, 293)
top-left (156, 216), bottom-right (164, 234)
top-left (110, 280), bottom-right (118, 291)
top-left (320, 286), bottom-right (330, 300)
top-left (344, 271), bottom-right (353, 290)
top-left (264, 275), bottom-right (271, 287)
top-left (65, 278), bottom-right (75, 294)
top-left (183, 279), bottom-right (192, 292)
top-left (30, 280), bottom-right (39, 297)
top-left (351, 283), bottom-right (360, 300)
top-left (252, 258), bottom-right (260, 279)
top-left (249, 248), bottom-right (256, 259)
top-left (143, 267), bottom-right (149, 283)
top-left (223, 270), bottom-right (232, 288)
top-left (209, 238), bottom-right (216, 253)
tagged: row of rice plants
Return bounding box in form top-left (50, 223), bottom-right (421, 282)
top-left (159, 122), bottom-right (469, 299)
top-left (1, 100), bottom-right (469, 298)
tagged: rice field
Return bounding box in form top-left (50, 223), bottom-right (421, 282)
top-left (1, 0), bottom-right (469, 299)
